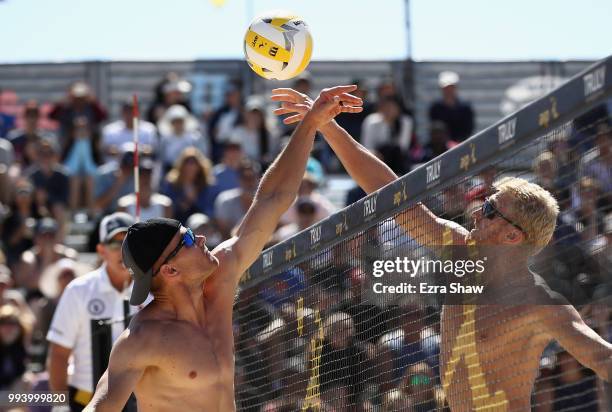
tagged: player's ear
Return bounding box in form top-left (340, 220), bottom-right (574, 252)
top-left (159, 264), bottom-right (179, 279)
top-left (505, 228), bottom-right (523, 245)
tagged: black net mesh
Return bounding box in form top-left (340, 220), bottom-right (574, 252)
top-left (233, 58), bottom-right (612, 412)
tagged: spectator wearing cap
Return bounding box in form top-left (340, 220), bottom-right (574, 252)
top-left (227, 96), bottom-right (277, 167)
top-left (15, 217), bottom-right (77, 300)
top-left (158, 104), bottom-right (208, 173)
top-left (101, 99), bottom-right (157, 164)
top-left (213, 159), bottom-right (260, 237)
top-left (118, 157), bottom-right (172, 221)
top-left (428, 71), bottom-right (475, 142)
top-left (7, 100), bottom-right (56, 168)
top-left (47, 212), bottom-right (147, 411)
top-left (49, 81), bottom-right (107, 147)
top-left (280, 158), bottom-right (336, 227)
top-left (145, 72), bottom-right (193, 126)
top-left (319, 312), bottom-right (366, 407)
top-left (94, 142), bottom-right (148, 214)
top-left (25, 138), bottom-right (70, 234)
top-left (212, 139), bottom-right (244, 195)
top-left (362, 95), bottom-right (414, 174)
top-left (161, 147), bottom-right (216, 223)
top-left (62, 116), bottom-right (101, 211)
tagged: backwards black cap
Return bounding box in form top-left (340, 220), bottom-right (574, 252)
top-left (122, 218), bottom-right (181, 305)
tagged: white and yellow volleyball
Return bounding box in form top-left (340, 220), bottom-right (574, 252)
top-left (243, 11), bottom-right (313, 81)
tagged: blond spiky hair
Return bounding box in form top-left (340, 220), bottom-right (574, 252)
top-left (493, 177), bottom-right (559, 254)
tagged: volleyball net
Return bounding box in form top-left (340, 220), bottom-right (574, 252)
top-left (233, 56), bottom-right (612, 411)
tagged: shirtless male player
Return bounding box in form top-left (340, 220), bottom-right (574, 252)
top-left (272, 88), bottom-right (612, 411)
top-left (83, 86), bottom-right (363, 412)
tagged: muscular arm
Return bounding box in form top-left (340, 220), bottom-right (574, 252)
top-left (320, 120), bottom-right (467, 245)
top-left (225, 86), bottom-right (363, 283)
top-left (84, 330), bottom-right (147, 412)
top-left (540, 305), bottom-right (612, 381)
top-left (47, 343), bottom-right (71, 391)
top-left (230, 116), bottom-right (318, 278)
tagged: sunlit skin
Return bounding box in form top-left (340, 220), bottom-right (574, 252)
top-left (269, 86), bottom-right (612, 412)
top-left (85, 85), bottom-right (364, 412)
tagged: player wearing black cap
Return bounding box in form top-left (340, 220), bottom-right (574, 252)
top-left (84, 85), bottom-right (363, 412)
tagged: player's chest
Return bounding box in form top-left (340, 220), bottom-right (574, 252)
top-left (156, 326), bottom-right (235, 386)
top-left (441, 305), bottom-right (533, 351)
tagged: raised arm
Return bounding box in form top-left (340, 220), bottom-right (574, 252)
top-left (84, 330), bottom-right (148, 412)
top-left (540, 304), bottom-right (612, 381)
top-left (271, 88), bottom-right (468, 246)
top-left (228, 86), bottom-right (363, 278)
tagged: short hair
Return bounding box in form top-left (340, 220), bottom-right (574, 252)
top-left (493, 177), bottom-right (559, 254)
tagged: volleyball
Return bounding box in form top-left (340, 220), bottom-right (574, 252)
top-left (243, 11), bottom-right (313, 81)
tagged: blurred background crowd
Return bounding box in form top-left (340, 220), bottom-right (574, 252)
top-left (0, 66), bottom-right (610, 411)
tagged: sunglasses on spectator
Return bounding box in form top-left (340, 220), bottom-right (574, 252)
top-left (482, 198), bottom-right (525, 234)
top-left (153, 227), bottom-right (196, 276)
top-left (410, 374), bottom-right (431, 386)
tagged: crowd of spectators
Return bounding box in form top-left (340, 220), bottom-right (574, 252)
top-left (0, 68), bottom-right (609, 412)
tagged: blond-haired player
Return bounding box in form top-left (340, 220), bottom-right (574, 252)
top-left (272, 88), bottom-right (612, 411)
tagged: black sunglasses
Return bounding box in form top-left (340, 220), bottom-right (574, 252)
top-left (153, 228), bottom-right (196, 276)
top-left (482, 198), bottom-right (525, 234)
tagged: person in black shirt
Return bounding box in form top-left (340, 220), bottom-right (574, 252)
top-left (428, 71), bottom-right (475, 142)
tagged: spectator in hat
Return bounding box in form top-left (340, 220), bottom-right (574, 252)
top-left (46, 212), bottom-right (147, 411)
top-left (161, 147), bottom-right (217, 224)
top-left (428, 71), bottom-right (474, 142)
top-left (101, 99), bottom-right (157, 164)
top-left (362, 95), bottom-right (414, 174)
top-left (30, 258), bottom-right (93, 370)
top-left (186, 213), bottom-right (223, 249)
top-left (94, 142), bottom-right (147, 214)
top-left (213, 158), bottom-right (260, 237)
top-left (62, 116), bottom-right (101, 211)
top-left (25, 138), bottom-right (70, 234)
top-left (49, 81), bottom-right (107, 147)
top-left (118, 157), bottom-right (173, 221)
top-left (319, 312), bottom-right (366, 407)
top-left (228, 96), bottom-right (277, 167)
top-left (145, 72), bottom-right (193, 125)
top-left (7, 100), bottom-right (55, 168)
top-left (15, 217), bottom-right (77, 300)
top-left (212, 139), bottom-right (244, 195)
top-left (158, 104), bottom-right (207, 173)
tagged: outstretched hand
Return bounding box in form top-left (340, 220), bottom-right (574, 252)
top-left (271, 85), bottom-right (363, 127)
